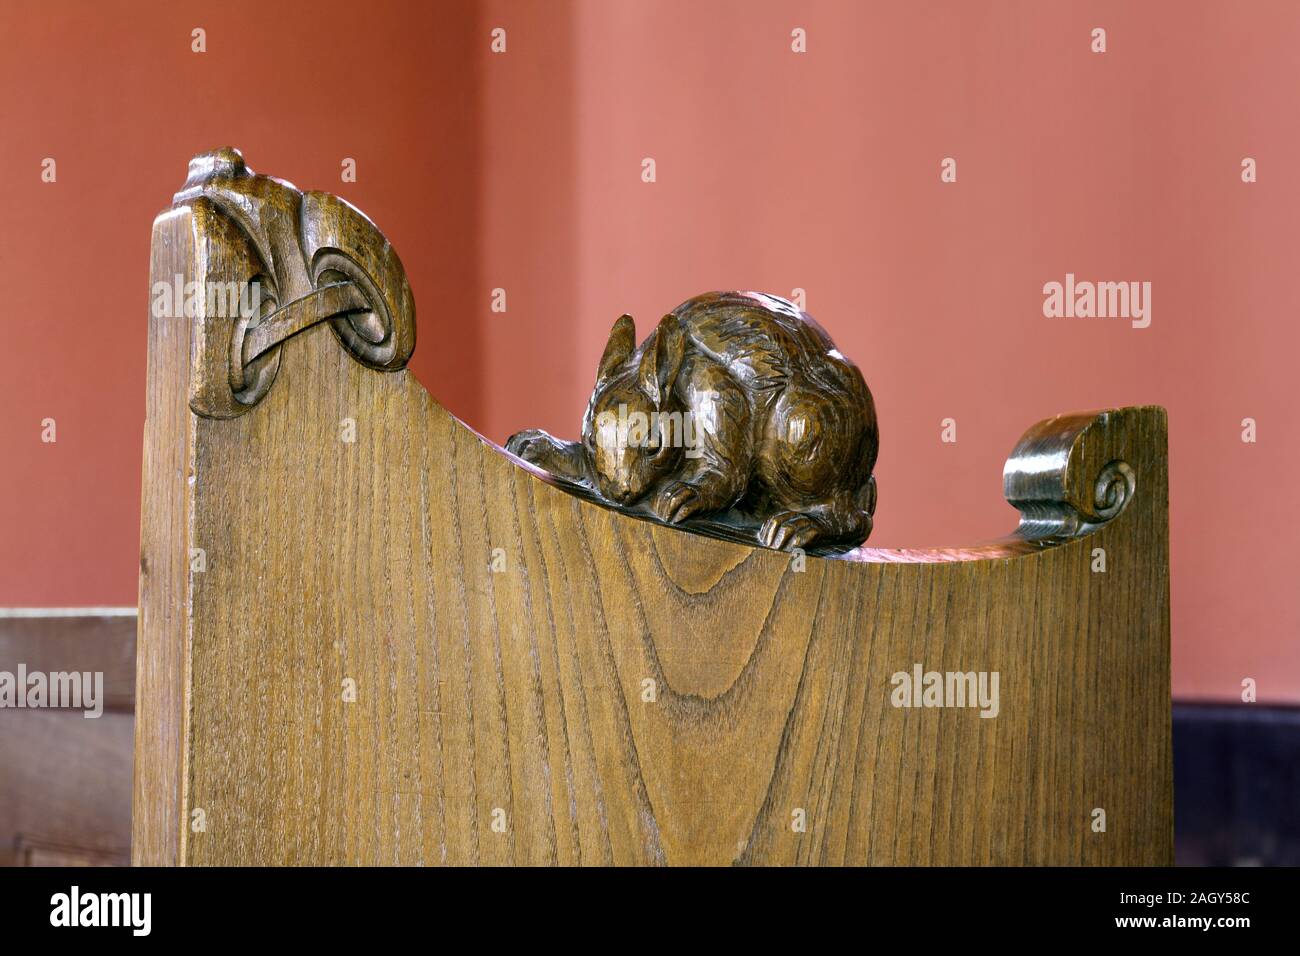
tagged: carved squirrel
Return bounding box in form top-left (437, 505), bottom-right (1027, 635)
top-left (506, 291), bottom-right (878, 550)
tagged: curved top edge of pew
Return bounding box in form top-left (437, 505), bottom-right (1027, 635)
top-left (136, 149), bottom-right (1172, 866)
top-left (161, 146), bottom-right (1163, 567)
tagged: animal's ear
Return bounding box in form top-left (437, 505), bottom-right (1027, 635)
top-left (638, 313), bottom-right (686, 406)
top-left (596, 314), bottom-right (637, 386)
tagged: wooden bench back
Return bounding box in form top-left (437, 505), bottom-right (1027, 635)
top-left (135, 151), bottom-right (1171, 865)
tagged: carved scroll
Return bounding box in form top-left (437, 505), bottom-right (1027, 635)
top-left (1003, 408), bottom-right (1145, 539)
top-left (163, 148), bottom-right (415, 419)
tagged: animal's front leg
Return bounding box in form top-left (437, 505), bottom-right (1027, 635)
top-left (649, 466), bottom-right (745, 524)
top-left (504, 429), bottom-right (588, 483)
top-left (649, 366), bottom-right (752, 524)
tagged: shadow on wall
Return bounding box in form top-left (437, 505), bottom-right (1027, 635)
top-left (1174, 704), bottom-right (1300, 866)
top-left (473, 0), bottom-right (582, 451)
top-left (0, 0), bottom-right (490, 606)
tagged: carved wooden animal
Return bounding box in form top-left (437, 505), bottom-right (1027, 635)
top-left (506, 292), bottom-right (879, 551)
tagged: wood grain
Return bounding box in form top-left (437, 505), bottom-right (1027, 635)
top-left (134, 207), bottom-right (196, 869)
top-left (135, 157), bottom-right (1172, 866)
top-left (137, 322), bottom-right (1171, 864)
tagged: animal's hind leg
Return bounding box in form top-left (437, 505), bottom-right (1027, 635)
top-left (758, 494), bottom-right (873, 551)
top-left (756, 385), bottom-right (873, 550)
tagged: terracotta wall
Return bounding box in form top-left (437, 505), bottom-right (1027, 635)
top-left (0, 0), bottom-right (482, 596)
top-left (1, 1), bottom-right (1296, 702)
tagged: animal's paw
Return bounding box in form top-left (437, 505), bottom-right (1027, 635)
top-left (505, 429), bottom-right (551, 464)
top-left (651, 480), bottom-right (703, 524)
top-left (759, 511), bottom-right (824, 551)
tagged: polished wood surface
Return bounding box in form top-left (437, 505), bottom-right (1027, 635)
top-left (508, 294), bottom-right (879, 552)
top-left (135, 151), bottom-right (1172, 865)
